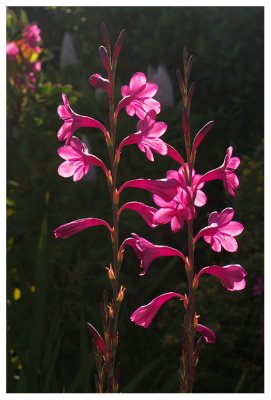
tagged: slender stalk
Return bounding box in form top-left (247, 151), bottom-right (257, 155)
top-left (103, 52), bottom-right (123, 393)
top-left (179, 49), bottom-right (197, 393)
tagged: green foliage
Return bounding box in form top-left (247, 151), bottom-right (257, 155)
top-left (7, 6), bottom-right (263, 393)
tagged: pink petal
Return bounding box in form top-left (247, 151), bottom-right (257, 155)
top-left (57, 104), bottom-right (71, 119)
top-left (219, 221), bottom-right (244, 236)
top-left (153, 208), bottom-right (176, 224)
top-left (147, 121), bottom-right (167, 138)
top-left (220, 236), bottom-right (238, 252)
top-left (197, 265), bottom-right (247, 291)
top-left (139, 82), bottom-right (158, 97)
top-left (152, 194), bottom-right (171, 208)
top-left (142, 98), bottom-right (161, 114)
top-left (208, 211), bottom-right (219, 224)
top-left (58, 161), bottom-right (81, 178)
top-left (194, 225), bottom-right (219, 243)
top-left (58, 145), bottom-right (81, 161)
top-left (129, 72), bottom-right (147, 92)
top-left (86, 322), bottom-right (107, 356)
top-left (216, 207), bottom-right (234, 225)
top-left (196, 324), bottom-right (216, 343)
top-left (121, 85), bottom-right (130, 97)
top-left (130, 292), bottom-right (185, 328)
top-left (117, 133), bottom-right (141, 153)
top-left (210, 237), bottom-right (222, 252)
top-left (194, 189), bottom-right (207, 207)
top-left (227, 157), bottom-right (240, 170)
top-left (118, 178), bottom-right (178, 202)
top-left (118, 201), bottom-right (158, 228)
top-left (54, 217), bottom-right (112, 238)
top-left (171, 215), bottom-right (184, 233)
top-left (73, 165), bottom-right (89, 182)
top-left (126, 103), bottom-right (137, 116)
top-left (58, 121), bottom-right (72, 141)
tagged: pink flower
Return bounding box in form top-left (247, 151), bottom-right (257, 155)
top-left (86, 322), bottom-right (107, 357)
top-left (23, 23), bottom-right (41, 48)
top-left (118, 201), bottom-right (158, 228)
top-left (54, 217), bottom-right (112, 239)
top-left (116, 72), bottom-right (161, 119)
top-left (58, 136), bottom-right (109, 182)
top-left (198, 147), bottom-right (240, 196)
top-left (195, 264), bottom-right (247, 291)
top-left (194, 207), bottom-right (244, 252)
top-left (153, 187), bottom-right (192, 232)
top-left (118, 178), bottom-right (178, 202)
top-left (57, 93), bottom-right (107, 143)
top-left (152, 165), bottom-right (206, 232)
top-left (130, 292), bottom-right (186, 328)
top-left (196, 324), bottom-right (216, 343)
top-left (89, 73), bottom-right (111, 95)
top-left (117, 110), bottom-right (167, 161)
top-left (6, 42), bottom-right (19, 60)
top-left (121, 233), bottom-right (186, 275)
top-left (32, 61), bottom-right (41, 72)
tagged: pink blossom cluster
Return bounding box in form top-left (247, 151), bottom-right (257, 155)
top-left (53, 31), bottom-right (246, 390)
top-left (7, 22), bottom-right (42, 91)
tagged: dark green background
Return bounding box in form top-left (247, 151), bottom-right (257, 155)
top-left (7, 6), bottom-right (264, 393)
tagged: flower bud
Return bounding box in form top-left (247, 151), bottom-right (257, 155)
top-left (108, 303), bottom-right (114, 319)
top-left (117, 286), bottom-right (126, 302)
top-left (89, 73), bottom-right (111, 95)
top-left (194, 312), bottom-right (200, 329)
top-left (106, 263), bottom-right (115, 281)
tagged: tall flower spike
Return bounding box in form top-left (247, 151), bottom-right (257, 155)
top-left (117, 110), bottom-right (168, 161)
top-left (57, 93), bottom-right (107, 143)
top-left (58, 136), bottom-right (109, 182)
top-left (115, 72), bottom-right (161, 119)
top-left (194, 207), bottom-right (244, 252)
top-left (121, 233), bottom-right (187, 275)
top-left (130, 292), bottom-right (186, 328)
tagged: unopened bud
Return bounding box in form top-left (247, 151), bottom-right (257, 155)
top-left (106, 263), bottom-right (115, 281)
top-left (117, 286), bottom-right (126, 302)
top-left (117, 248), bottom-right (124, 264)
top-left (194, 312), bottom-right (200, 329)
top-left (192, 275), bottom-right (199, 289)
top-left (89, 73), bottom-right (111, 95)
top-left (183, 293), bottom-right (189, 309)
top-left (108, 303), bottom-right (114, 319)
top-left (113, 189), bottom-right (119, 205)
top-left (107, 170), bottom-right (113, 186)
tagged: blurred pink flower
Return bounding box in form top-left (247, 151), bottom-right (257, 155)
top-left (58, 136), bottom-right (109, 182)
top-left (54, 217), bottom-right (112, 239)
top-left (57, 93), bottom-right (107, 143)
top-left (198, 147), bottom-right (240, 196)
top-left (195, 264), bottom-right (247, 291)
top-left (117, 110), bottom-right (167, 161)
top-left (130, 292), bottom-right (186, 328)
top-left (6, 41), bottom-right (19, 60)
top-left (118, 201), bottom-right (158, 228)
top-left (121, 233), bottom-right (186, 275)
top-left (23, 23), bottom-right (41, 48)
top-left (194, 207), bottom-right (244, 252)
top-left (196, 324), bottom-right (216, 344)
top-left (116, 72), bottom-right (161, 119)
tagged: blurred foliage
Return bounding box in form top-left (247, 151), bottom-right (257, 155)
top-left (7, 6), bottom-right (263, 393)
